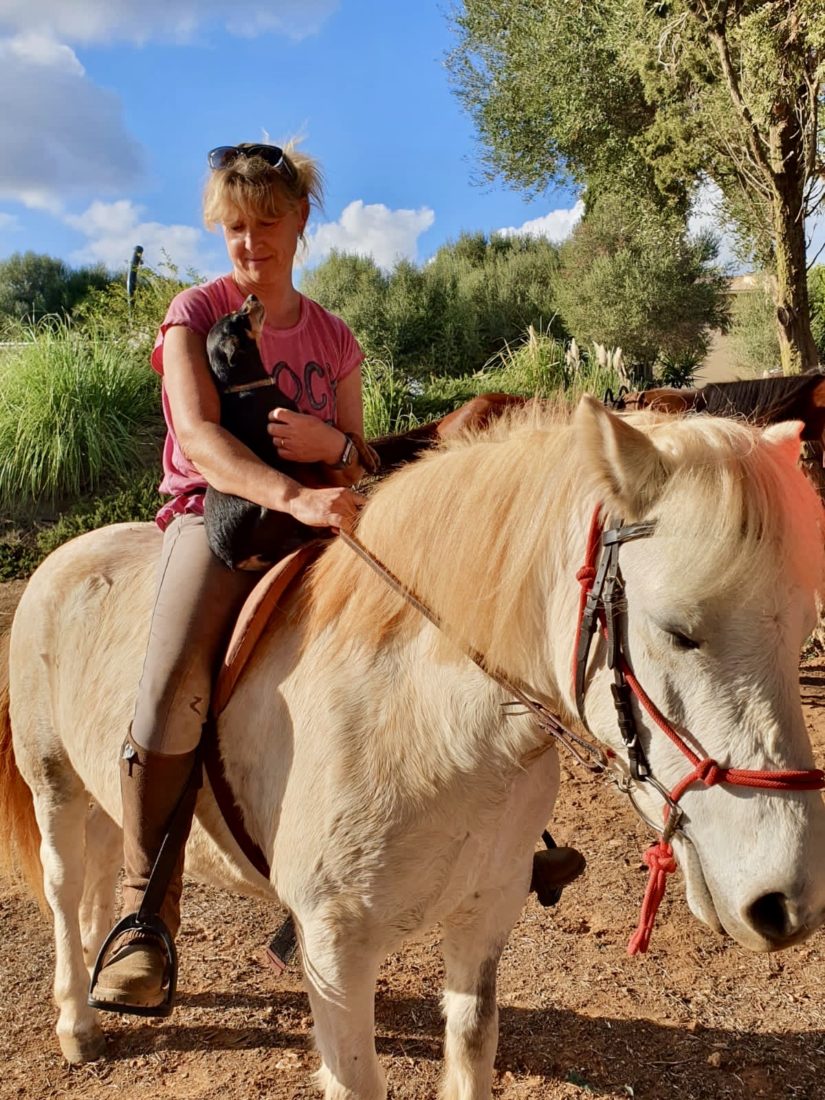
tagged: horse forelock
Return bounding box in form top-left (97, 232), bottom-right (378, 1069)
top-left (301, 405), bottom-right (824, 679)
top-left (644, 414), bottom-right (825, 604)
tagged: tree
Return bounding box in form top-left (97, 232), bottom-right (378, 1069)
top-left (0, 251), bottom-right (112, 323)
top-left (552, 192), bottom-right (730, 378)
top-left (448, 0), bottom-right (825, 373)
top-left (75, 260), bottom-right (197, 361)
top-left (300, 251), bottom-right (389, 359)
top-left (301, 235), bottom-right (565, 379)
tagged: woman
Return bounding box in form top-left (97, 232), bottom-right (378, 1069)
top-left (90, 142), bottom-right (368, 1014)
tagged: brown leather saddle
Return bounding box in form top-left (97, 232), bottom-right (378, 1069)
top-left (202, 540), bottom-right (327, 879)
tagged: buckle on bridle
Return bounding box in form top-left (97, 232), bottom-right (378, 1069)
top-left (610, 682), bottom-right (650, 780)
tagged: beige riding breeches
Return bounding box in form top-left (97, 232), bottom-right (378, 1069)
top-left (130, 513), bottom-right (259, 755)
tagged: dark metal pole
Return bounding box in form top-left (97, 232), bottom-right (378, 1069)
top-left (127, 245), bottom-right (144, 317)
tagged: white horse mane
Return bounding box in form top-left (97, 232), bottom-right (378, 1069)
top-left (303, 404), bottom-right (825, 683)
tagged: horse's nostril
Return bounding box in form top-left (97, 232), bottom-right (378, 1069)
top-left (746, 892), bottom-right (790, 941)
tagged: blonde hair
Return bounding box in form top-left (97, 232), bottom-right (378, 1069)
top-left (203, 140), bottom-right (324, 231)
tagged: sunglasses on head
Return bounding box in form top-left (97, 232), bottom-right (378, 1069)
top-left (207, 144), bottom-right (297, 182)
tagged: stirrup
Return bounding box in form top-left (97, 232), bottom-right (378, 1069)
top-left (530, 831), bottom-right (587, 908)
top-left (88, 912), bottom-right (178, 1018)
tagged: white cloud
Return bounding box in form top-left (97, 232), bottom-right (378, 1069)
top-left (496, 201), bottom-right (584, 243)
top-left (6, 31), bottom-right (84, 71)
top-left (305, 200), bottom-right (436, 270)
top-left (0, 1), bottom-right (337, 44)
top-left (0, 35), bottom-right (143, 206)
top-left (65, 199), bottom-right (222, 277)
top-left (0, 211), bottom-right (19, 231)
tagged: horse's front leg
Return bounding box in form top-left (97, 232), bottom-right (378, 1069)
top-left (439, 876), bottom-right (528, 1100)
top-left (299, 908), bottom-right (386, 1100)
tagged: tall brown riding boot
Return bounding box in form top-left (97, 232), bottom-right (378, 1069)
top-left (89, 732), bottom-right (199, 1015)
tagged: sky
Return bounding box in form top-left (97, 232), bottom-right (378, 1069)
top-left (0, 1), bottom-right (820, 283)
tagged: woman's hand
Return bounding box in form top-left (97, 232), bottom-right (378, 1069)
top-left (268, 407), bottom-right (347, 465)
top-left (289, 485), bottom-right (366, 533)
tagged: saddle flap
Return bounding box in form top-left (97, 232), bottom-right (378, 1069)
top-left (212, 541), bottom-right (326, 716)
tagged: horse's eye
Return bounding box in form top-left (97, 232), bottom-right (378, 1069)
top-left (667, 629), bottom-right (700, 651)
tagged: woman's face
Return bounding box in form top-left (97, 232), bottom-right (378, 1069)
top-left (223, 198), bottom-right (308, 289)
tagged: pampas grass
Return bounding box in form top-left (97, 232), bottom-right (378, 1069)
top-left (0, 319), bottom-right (162, 513)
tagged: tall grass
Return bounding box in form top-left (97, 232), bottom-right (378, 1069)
top-left (361, 357), bottom-right (419, 438)
top-left (0, 319), bottom-right (162, 513)
top-left (410, 327), bottom-right (624, 419)
top-left (489, 327), bottom-right (623, 402)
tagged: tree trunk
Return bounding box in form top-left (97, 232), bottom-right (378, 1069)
top-left (769, 107), bottom-right (819, 375)
top-left (772, 187), bottom-right (818, 374)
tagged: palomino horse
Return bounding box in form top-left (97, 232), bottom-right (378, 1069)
top-left (2, 397), bottom-right (825, 1100)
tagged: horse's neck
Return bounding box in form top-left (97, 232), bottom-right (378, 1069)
top-left (220, 502), bottom-right (590, 859)
top-left (230, 617), bottom-right (555, 833)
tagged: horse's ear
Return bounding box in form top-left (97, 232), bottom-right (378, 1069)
top-left (762, 420), bottom-right (803, 467)
top-left (574, 395), bottom-right (668, 517)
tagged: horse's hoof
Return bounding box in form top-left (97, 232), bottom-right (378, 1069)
top-left (59, 1028), bottom-right (107, 1064)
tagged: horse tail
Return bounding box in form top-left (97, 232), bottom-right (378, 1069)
top-left (0, 632), bottom-right (46, 910)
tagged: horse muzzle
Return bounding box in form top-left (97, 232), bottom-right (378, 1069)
top-left (740, 889), bottom-right (823, 951)
top-left (676, 831), bottom-right (825, 952)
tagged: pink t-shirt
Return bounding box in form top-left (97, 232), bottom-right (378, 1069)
top-left (150, 274), bottom-right (363, 530)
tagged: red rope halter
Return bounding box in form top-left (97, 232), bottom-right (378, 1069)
top-left (573, 505), bottom-right (825, 955)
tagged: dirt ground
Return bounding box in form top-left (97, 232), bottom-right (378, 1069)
top-left (2, 580), bottom-right (825, 1100)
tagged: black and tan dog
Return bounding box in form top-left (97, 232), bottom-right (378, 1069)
top-left (204, 294), bottom-right (377, 569)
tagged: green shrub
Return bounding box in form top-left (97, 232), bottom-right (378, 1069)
top-left (410, 328), bottom-right (624, 420)
top-left (302, 234), bottom-right (566, 381)
top-left (74, 260), bottom-right (197, 363)
top-left (0, 318), bottom-right (163, 512)
top-left (656, 353), bottom-right (702, 388)
top-left (0, 251), bottom-right (114, 324)
top-left (410, 375), bottom-right (496, 421)
top-left (810, 265), bottom-right (825, 364)
top-left (728, 279), bottom-right (780, 375)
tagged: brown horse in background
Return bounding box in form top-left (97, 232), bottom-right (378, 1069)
top-left (615, 372), bottom-right (825, 441)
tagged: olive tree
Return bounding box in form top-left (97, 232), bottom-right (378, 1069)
top-left (448, 0), bottom-right (825, 372)
top-left (552, 192), bottom-right (730, 379)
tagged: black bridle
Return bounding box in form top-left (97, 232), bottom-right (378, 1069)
top-left (574, 518), bottom-right (657, 783)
